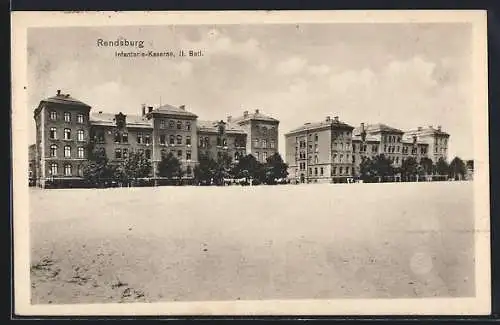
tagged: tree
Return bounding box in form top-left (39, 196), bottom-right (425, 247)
top-left (401, 157), bottom-right (418, 181)
top-left (194, 153), bottom-right (217, 185)
top-left (157, 152), bottom-right (184, 180)
top-left (358, 156), bottom-right (375, 182)
top-left (231, 154), bottom-right (262, 182)
top-left (419, 157), bottom-right (434, 176)
top-left (263, 153), bottom-right (288, 184)
top-left (371, 154), bottom-right (394, 182)
top-left (81, 146), bottom-right (117, 187)
top-left (213, 152), bottom-right (233, 185)
top-left (435, 157), bottom-right (449, 178)
top-left (119, 151), bottom-right (152, 186)
top-left (449, 156), bottom-right (466, 180)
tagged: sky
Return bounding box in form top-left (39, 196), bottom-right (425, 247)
top-left (28, 23), bottom-right (473, 159)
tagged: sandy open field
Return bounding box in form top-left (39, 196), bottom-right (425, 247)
top-left (29, 181), bottom-right (475, 304)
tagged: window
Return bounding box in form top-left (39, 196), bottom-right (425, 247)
top-left (160, 134), bottom-right (166, 145)
top-left (320, 167), bottom-right (324, 176)
top-left (50, 127), bottom-right (57, 139)
top-left (50, 111), bottom-right (57, 120)
top-left (186, 136), bottom-right (191, 146)
top-left (169, 135), bottom-right (175, 145)
top-left (176, 121), bottom-right (182, 129)
top-left (114, 132), bottom-right (121, 143)
top-left (77, 165), bottom-right (83, 177)
top-left (262, 139), bottom-right (267, 149)
top-left (352, 155), bottom-right (356, 163)
top-left (384, 145), bottom-right (387, 152)
top-left (235, 152), bottom-right (240, 161)
top-left (186, 150), bottom-right (192, 160)
top-left (186, 121), bottom-right (191, 131)
top-left (77, 114), bottom-right (84, 124)
top-left (64, 112), bottom-right (71, 122)
top-left (395, 157), bottom-right (399, 164)
top-left (256, 152), bottom-right (260, 161)
top-left (50, 163), bottom-right (58, 176)
top-left (169, 120), bottom-right (174, 128)
top-left (372, 145), bottom-right (378, 153)
top-left (50, 145), bottom-right (57, 157)
top-left (314, 167), bottom-right (318, 176)
top-left (137, 132), bottom-right (143, 144)
top-left (115, 148), bottom-right (122, 159)
top-left (123, 148), bottom-right (129, 159)
top-left (77, 147), bottom-right (84, 158)
top-left (339, 167), bottom-right (343, 175)
top-left (333, 154), bottom-right (337, 162)
top-left (333, 167), bottom-right (337, 175)
top-left (122, 133), bottom-right (128, 143)
top-left (340, 154), bottom-right (343, 163)
top-left (204, 137), bottom-right (209, 147)
top-left (309, 168), bottom-right (312, 176)
top-left (64, 164), bottom-right (72, 176)
top-left (314, 155), bottom-right (319, 164)
top-left (346, 167), bottom-right (350, 174)
top-left (222, 138), bottom-right (227, 147)
top-left (160, 120), bottom-right (166, 129)
top-left (199, 137), bottom-right (204, 147)
top-left (145, 134), bottom-right (151, 145)
top-left (64, 128), bottom-right (71, 140)
top-left (96, 131), bottom-right (105, 143)
top-left (145, 149), bottom-right (151, 159)
top-left (186, 165), bottom-right (192, 175)
top-left (254, 138), bottom-right (259, 148)
top-left (64, 145), bottom-right (71, 158)
top-left (270, 140), bottom-right (275, 149)
top-left (263, 152), bottom-right (267, 162)
top-left (315, 134), bottom-right (318, 142)
top-left (176, 135), bottom-right (182, 145)
top-left (177, 150), bottom-right (182, 158)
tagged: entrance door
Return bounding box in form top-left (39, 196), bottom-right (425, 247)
top-left (300, 174), bottom-right (305, 183)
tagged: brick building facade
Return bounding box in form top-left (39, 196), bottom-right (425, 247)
top-left (31, 91), bottom-right (279, 188)
top-left (285, 116), bottom-right (450, 183)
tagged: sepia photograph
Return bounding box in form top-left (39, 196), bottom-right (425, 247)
top-left (11, 10), bottom-right (490, 315)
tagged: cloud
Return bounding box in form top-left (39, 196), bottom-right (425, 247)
top-left (275, 57), bottom-right (308, 75)
top-left (307, 64), bottom-right (331, 76)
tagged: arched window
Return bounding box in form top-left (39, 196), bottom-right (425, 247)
top-left (50, 145), bottom-right (58, 157)
top-left (64, 145), bottom-right (71, 158)
top-left (64, 164), bottom-right (72, 176)
top-left (169, 135), bottom-right (175, 145)
top-left (77, 130), bottom-right (84, 141)
top-left (77, 165), bottom-right (84, 177)
top-left (50, 163), bottom-right (58, 176)
top-left (64, 128), bottom-right (71, 140)
top-left (176, 135), bottom-right (182, 144)
top-left (176, 121), bottom-right (182, 130)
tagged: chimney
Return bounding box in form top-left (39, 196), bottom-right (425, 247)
top-left (255, 109), bottom-right (260, 114)
top-left (98, 111), bottom-right (103, 114)
top-left (334, 116), bottom-right (339, 123)
top-left (148, 106), bottom-right (153, 113)
top-left (361, 122), bottom-right (365, 133)
top-left (437, 125), bottom-right (442, 131)
top-left (179, 105), bottom-right (185, 110)
top-left (243, 110), bottom-right (249, 118)
top-left (325, 116), bottom-right (331, 122)
top-left (141, 104), bottom-right (146, 116)
top-left (56, 89), bottom-right (61, 96)
top-left (227, 115), bottom-right (232, 123)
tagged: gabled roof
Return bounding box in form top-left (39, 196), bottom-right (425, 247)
top-left (149, 104), bottom-right (198, 118)
top-left (41, 94), bottom-right (91, 107)
top-left (353, 123), bottom-right (403, 135)
top-left (352, 134), bottom-right (380, 142)
top-left (404, 126), bottom-right (450, 137)
top-left (286, 117), bottom-right (354, 135)
top-left (89, 112), bottom-right (153, 129)
top-left (197, 120), bottom-right (246, 134)
top-left (231, 110), bottom-right (279, 123)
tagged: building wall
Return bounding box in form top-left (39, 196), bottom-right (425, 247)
top-left (150, 114), bottom-right (198, 177)
top-left (197, 131), bottom-right (247, 163)
top-left (245, 120), bottom-right (279, 163)
top-left (34, 102), bottom-right (91, 186)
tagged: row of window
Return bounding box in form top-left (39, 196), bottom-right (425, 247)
top-left (113, 148), bottom-right (193, 161)
top-left (253, 138), bottom-right (276, 149)
top-left (254, 151), bottom-right (268, 163)
top-left (48, 163), bottom-right (83, 177)
top-left (159, 119), bottom-right (191, 131)
top-left (49, 128), bottom-right (85, 141)
top-left (49, 145), bottom-right (85, 158)
top-left (384, 135), bottom-right (402, 143)
top-left (298, 165), bottom-right (351, 176)
top-left (256, 126), bottom-right (277, 135)
top-left (49, 111), bottom-right (85, 124)
top-left (199, 137), bottom-right (246, 148)
top-left (434, 138), bottom-right (448, 145)
top-left (160, 135), bottom-right (191, 146)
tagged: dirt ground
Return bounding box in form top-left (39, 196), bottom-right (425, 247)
top-left (29, 181), bottom-right (475, 304)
